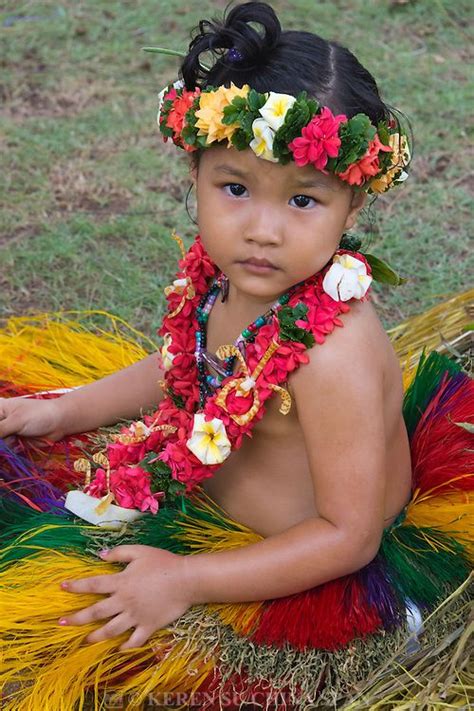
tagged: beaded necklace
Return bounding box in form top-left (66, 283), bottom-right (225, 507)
top-left (195, 274), bottom-right (293, 407)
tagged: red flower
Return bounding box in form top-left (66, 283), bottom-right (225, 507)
top-left (338, 134), bottom-right (391, 186)
top-left (85, 468), bottom-right (107, 498)
top-left (289, 108), bottom-right (347, 171)
top-left (111, 465), bottom-right (163, 513)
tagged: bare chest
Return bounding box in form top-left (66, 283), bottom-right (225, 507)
top-left (201, 300), bottom-right (318, 534)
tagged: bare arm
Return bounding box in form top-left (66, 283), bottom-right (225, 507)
top-left (0, 352), bottom-right (164, 441)
top-left (185, 305), bottom-right (387, 603)
top-left (56, 352), bottom-right (164, 436)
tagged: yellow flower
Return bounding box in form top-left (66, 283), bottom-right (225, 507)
top-left (195, 83), bottom-right (250, 145)
top-left (186, 413), bottom-right (231, 465)
top-left (371, 133), bottom-right (411, 193)
top-left (259, 92), bottom-right (296, 131)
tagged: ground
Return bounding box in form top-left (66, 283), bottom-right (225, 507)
top-left (0, 0), bottom-right (472, 332)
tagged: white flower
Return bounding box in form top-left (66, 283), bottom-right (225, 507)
top-left (322, 254), bottom-right (372, 302)
top-left (64, 490), bottom-right (144, 530)
top-left (186, 413), bottom-right (231, 465)
top-left (156, 79), bottom-right (185, 124)
top-left (259, 92), bottom-right (296, 131)
top-left (161, 333), bottom-right (175, 371)
top-left (249, 118), bottom-right (278, 162)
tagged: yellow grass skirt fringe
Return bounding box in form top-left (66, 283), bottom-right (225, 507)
top-left (0, 290), bottom-right (471, 392)
top-left (0, 310), bottom-right (157, 392)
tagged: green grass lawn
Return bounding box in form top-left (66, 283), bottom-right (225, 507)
top-left (1, 0), bottom-right (472, 335)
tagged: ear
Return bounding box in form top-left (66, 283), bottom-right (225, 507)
top-left (344, 191), bottom-right (367, 231)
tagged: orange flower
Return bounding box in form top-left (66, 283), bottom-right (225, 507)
top-left (338, 134), bottom-right (391, 187)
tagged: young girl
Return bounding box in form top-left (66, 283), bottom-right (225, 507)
top-left (0, 2), bottom-right (472, 709)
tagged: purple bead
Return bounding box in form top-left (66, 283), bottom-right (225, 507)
top-left (227, 47), bottom-right (244, 63)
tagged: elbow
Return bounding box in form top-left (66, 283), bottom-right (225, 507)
top-left (352, 529), bottom-right (383, 569)
top-left (339, 527), bottom-right (383, 572)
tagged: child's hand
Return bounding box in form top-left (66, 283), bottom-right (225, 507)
top-left (59, 545), bottom-right (194, 650)
top-left (0, 396), bottom-right (64, 442)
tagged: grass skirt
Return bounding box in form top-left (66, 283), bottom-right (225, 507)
top-left (0, 298), bottom-right (473, 710)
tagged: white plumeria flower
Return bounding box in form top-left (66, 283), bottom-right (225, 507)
top-left (322, 254), bottom-right (372, 302)
top-left (259, 92), bottom-right (296, 131)
top-left (161, 333), bottom-right (175, 371)
top-left (249, 118), bottom-right (278, 162)
top-left (186, 413), bottom-right (231, 465)
top-left (157, 79), bottom-right (185, 124)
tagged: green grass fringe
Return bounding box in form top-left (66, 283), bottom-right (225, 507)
top-left (402, 350), bottom-right (461, 437)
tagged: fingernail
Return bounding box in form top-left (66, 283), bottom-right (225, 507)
top-left (60, 581), bottom-right (69, 590)
top-left (58, 618), bottom-right (68, 626)
top-left (99, 549), bottom-right (110, 559)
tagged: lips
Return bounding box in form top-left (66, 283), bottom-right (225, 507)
top-left (240, 257), bottom-right (277, 269)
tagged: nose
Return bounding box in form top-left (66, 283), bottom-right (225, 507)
top-left (243, 205), bottom-right (283, 247)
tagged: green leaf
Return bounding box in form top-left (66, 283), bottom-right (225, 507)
top-left (339, 234), bottom-right (362, 252)
top-left (142, 47), bottom-right (186, 58)
top-left (247, 89), bottom-right (266, 113)
top-left (278, 303), bottom-right (315, 348)
top-left (231, 128), bottom-right (251, 151)
top-left (365, 253), bottom-right (407, 286)
top-left (335, 114), bottom-right (375, 172)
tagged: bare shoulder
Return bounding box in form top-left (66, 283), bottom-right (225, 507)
top-left (291, 298), bottom-right (391, 393)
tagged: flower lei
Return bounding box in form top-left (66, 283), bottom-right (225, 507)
top-left (76, 235), bottom-right (373, 515)
top-left (157, 81), bottom-right (410, 194)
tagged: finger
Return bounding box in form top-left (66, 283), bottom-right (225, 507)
top-left (119, 626), bottom-right (152, 651)
top-left (61, 572), bottom-right (120, 595)
top-left (60, 596), bottom-right (123, 627)
top-left (99, 545), bottom-right (147, 564)
top-left (86, 613), bottom-right (134, 645)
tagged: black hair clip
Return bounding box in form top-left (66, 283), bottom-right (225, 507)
top-left (226, 47), bottom-right (244, 63)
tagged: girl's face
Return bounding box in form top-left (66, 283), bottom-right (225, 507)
top-left (195, 145), bottom-right (366, 307)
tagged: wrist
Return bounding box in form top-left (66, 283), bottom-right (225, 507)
top-left (51, 392), bottom-right (81, 439)
top-left (182, 553), bottom-right (211, 606)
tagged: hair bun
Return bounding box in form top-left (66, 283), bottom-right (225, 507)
top-left (181, 2), bottom-right (281, 89)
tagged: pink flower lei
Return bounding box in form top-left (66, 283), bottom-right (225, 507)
top-left (82, 235), bottom-right (372, 512)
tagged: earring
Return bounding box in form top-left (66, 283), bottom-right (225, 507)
top-left (185, 183), bottom-right (198, 226)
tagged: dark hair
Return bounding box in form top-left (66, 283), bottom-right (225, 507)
top-left (181, 1), bottom-right (394, 126)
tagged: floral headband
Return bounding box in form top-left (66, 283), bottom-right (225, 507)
top-left (157, 80), bottom-right (410, 193)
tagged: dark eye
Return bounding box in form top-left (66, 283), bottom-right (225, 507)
top-left (225, 183), bottom-right (248, 197)
top-left (290, 194), bottom-right (316, 209)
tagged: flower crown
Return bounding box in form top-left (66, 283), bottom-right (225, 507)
top-left (157, 80), bottom-right (410, 193)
